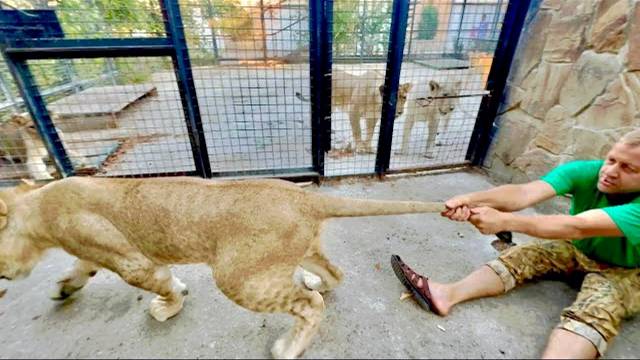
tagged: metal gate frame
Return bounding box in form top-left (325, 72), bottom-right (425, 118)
top-left (1, 0), bottom-right (212, 179)
top-left (0, 0), bottom-right (531, 181)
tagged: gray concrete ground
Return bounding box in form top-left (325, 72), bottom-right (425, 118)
top-left (2, 170), bottom-right (640, 358)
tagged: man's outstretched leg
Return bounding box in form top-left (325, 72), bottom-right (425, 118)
top-left (392, 240), bottom-right (580, 316)
top-left (392, 254), bottom-right (513, 315)
top-left (419, 264), bottom-right (505, 316)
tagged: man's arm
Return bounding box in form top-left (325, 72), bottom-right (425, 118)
top-left (444, 180), bottom-right (557, 219)
top-left (469, 207), bottom-right (623, 240)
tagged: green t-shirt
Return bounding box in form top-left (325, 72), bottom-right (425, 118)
top-left (541, 160), bottom-right (640, 268)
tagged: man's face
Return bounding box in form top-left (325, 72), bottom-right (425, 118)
top-left (598, 142), bottom-right (640, 194)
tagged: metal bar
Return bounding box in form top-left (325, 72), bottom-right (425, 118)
top-left (491, 0), bottom-right (503, 39)
top-left (204, 0), bottom-right (220, 64)
top-left (103, 170), bottom-right (198, 179)
top-left (3, 55), bottom-right (74, 177)
top-left (406, 0), bottom-right (418, 57)
top-left (0, 70), bottom-right (19, 112)
top-left (322, 0), bottom-right (333, 156)
top-left (308, 0), bottom-right (332, 176)
top-left (102, 169), bottom-right (313, 181)
top-left (259, 0), bottom-right (269, 63)
top-left (375, 0), bottom-right (410, 175)
top-left (5, 38), bottom-right (172, 49)
top-left (466, 0), bottom-right (533, 165)
top-left (6, 47), bottom-right (174, 60)
top-left (210, 167), bottom-right (318, 179)
top-left (211, 52), bottom-right (464, 64)
top-left (211, 30), bottom-right (220, 64)
top-left (105, 58), bottom-right (118, 86)
top-left (359, 0), bottom-right (367, 60)
top-left (160, 0), bottom-right (212, 178)
top-left (3, 38), bottom-right (174, 60)
top-left (0, 69), bottom-right (119, 112)
top-left (384, 161), bottom-right (471, 175)
top-left (454, 0), bottom-right (467, 55)
top-left (61, 59), bottom-right (80, 93)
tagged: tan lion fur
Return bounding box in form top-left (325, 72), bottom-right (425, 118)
top-left (332, 69), bottom-right (413, 153)
top-left (0, 176), bottom-right (443, 358)
top-left (0, 113), bottom-right (91, 180)
top-left (397, 80), bottom-right (462, 157)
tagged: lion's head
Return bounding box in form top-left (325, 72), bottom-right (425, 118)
top-left (0, 180), bottom-right (46, 281)
top-left (426, 80), bottom-right (461, 116)
top-left (378, 82), bottom-right (413, 117)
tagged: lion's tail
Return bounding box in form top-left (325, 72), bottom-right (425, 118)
top-left (315, 193), bottom-right (444, 218)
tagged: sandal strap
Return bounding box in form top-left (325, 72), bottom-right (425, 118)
top-left (399, 263), bottom-right (431, 299)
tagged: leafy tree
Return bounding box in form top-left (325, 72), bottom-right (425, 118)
top-left (333, 0), bottom-right (359, 55)
top-left (417, 5), bottom-right (438, 40)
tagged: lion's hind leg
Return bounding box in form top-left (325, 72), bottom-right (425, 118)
top-left (213, 259), bottom-right (325, 359)
top-left (298, 239), bottom-right (343, 293)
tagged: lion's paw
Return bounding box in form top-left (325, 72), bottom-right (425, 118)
top-left (149, 278), bottom-right (187, 322)
top-left (149, 293), bottom-right (185, 322)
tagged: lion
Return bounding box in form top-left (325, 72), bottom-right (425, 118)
top-left (397, 79), bottom-right (461, 158)
top-left (297, 69), bottom-right (413, 154)
top-left (0, 176), bottom-right (444, 359)
top-left (0, 113), bottom-right (92, 180)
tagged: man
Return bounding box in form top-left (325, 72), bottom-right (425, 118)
top-left (391, 129), bottom-right (640, 358)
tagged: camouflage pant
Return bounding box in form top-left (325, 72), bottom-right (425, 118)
top-left (486, 239), bottom-right (640, 356)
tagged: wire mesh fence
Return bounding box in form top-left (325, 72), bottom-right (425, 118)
top-left (0, 0), bottom-right (511, 182)
top-left (181, 0), bottom-right (313, 174)
top-left (390, 0), bottom-right (507, 171)
top-left (0, 56), bottom-right (195, 183)
top-left (324, 0), bottom-right (393, 176)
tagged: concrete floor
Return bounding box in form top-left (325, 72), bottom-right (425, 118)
top-left (1, 170), bottom-right (640, 358)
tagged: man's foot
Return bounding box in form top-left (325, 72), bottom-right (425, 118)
top-left (390, 255), bottom-right (453, 316)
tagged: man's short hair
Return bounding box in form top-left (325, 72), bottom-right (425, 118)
top-left (621, 128), bottom-right (640, 146)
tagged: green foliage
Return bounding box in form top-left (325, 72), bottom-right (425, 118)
top-left (56, 0), bottom-right (164, 37)
top-left (417, 5), bottom-right (438, 40)
top-left (22, 0), bottom-right (169, 92)
top-left (333, 1), bottom-right (359, 54)
top-left (208, 0), bottom-right (255, 41)
top-left (333, 0), bottom-right (391, 57)
top-left (360, 4), bottom-right (391, 56)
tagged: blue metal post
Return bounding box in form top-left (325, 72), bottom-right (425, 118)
top-left (4, 56), bottom-right (75, 177)
top-left (309, 0), bottom-right (332, 175)
top-left (454, 0), bottom-right (468, 56)
top-left (159, 0), bottom-right (212, 178)
top-left (375, 0), bottom-right (410, 175)
top-left (466, 0), bottom-right (533, 165)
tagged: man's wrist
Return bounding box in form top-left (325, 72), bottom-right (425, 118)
top-left (459, 194), bottom-right (474, 207)
top-left (503, 212), bottom-right (525, 233)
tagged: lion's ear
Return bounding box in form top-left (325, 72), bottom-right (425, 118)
top-left (17, 179), bottom-right (39, 192)
top-left (0, 198), bottom-right (7, 230)
top-left (10, 113), bottom-right (29, 126)
top-left (20, 179), bottom-right (35, 187)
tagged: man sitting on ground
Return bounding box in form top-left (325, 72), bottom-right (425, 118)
top-left (391, 129), bottom-right (640, 358)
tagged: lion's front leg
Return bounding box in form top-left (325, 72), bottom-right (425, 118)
top-left (60, 213), bottom-right (187, 321)
top-left (51, 259), bottom-right (101, 300)
top-left (114, 259), bottom-right (188, 322)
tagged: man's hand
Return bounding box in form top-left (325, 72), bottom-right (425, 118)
top-left (441, 195), bottom-right (472, 221)
top-left (468, 207), bottom-right (511, 235)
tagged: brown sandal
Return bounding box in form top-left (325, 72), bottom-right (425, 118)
top-left (390, 254), bottom-right (442, 316)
